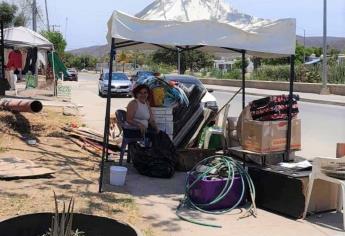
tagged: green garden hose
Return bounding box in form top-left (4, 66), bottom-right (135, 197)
top-left (176, 155), bottom-right (257, 228)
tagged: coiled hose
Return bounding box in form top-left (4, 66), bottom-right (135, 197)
top-left (176, 155), bottom-right (257, 228)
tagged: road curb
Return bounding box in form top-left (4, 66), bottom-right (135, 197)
top-left (212, 88), bottom-right (345, 107)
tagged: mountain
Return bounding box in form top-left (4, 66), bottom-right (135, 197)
top-left (136, 0), bottom-right (270, 30)
top-left (68, 45), bottom-right (109, 57)
top-left (296, 36), bottom-right (345, 51)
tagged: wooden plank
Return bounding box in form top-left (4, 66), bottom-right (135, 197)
top-left (0, 156), bottom-right (55, 179)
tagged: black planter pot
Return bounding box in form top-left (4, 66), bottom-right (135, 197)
top-left (0, 213), bottom-right (141, 236)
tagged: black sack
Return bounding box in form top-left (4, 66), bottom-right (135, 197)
top-left (129, 131), bottom-right (176, 178)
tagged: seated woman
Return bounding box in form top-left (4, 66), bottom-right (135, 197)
top-left (126, 84), bottom-right (159, 139)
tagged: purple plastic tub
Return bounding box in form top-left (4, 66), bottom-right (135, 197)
top-left (188, 174), bottom-right (246, 211)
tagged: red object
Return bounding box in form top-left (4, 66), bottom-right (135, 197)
top-left (7, 50), bottom-right (23, 69)
top-left (0, 99), bottom-right (43, 113)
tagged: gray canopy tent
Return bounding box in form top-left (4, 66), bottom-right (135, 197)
top-left (99, 9), bottom-right (297, 192)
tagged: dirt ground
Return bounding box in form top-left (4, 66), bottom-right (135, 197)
top-left (0, 107), bottom-right (154, 235)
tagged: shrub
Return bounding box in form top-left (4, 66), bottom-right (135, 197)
top-left (223, 69), bottom-right (241, 80)
top-left (250, 65), bottom-right (290, 81)
top-left (328, 63), bottom-right (345, 84)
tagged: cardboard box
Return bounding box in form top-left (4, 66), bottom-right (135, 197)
top-left (242, 119), bottom-right (301, 153)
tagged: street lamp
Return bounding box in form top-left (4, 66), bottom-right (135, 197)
top-left (321, 0), bottom-right (330, 94)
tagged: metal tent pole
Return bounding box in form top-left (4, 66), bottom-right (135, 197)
top-left (177, 48), bottom-right (181, 74)
top-left (99, 38), bottom-right (116, 193)
top-left (285, 54), bottom-right (295, 161)
top-left (241, 50), bottom-right (246, 109)
top-left (0, 20), bottom-right (5, 96)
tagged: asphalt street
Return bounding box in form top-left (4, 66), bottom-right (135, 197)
top-left (73, 72), bottom-right (345, 159)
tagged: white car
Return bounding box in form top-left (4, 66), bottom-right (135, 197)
top-left (164, 75), bottom-right (218, 111)
top-left (98, 71), bottom-right (132, 97)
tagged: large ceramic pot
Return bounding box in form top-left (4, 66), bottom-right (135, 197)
top-left (0, 213), bottom-right (142, 236)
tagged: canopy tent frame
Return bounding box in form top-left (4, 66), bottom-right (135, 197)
top-left (99, 12), bottom-right (296, 192)
top-left (0, 20), bottom-right (5, 95)
top-left (98, 44), bottom-right (295, 193)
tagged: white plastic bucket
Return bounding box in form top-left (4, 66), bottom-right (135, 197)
top-left (110, 166), bottom-right (128, 186)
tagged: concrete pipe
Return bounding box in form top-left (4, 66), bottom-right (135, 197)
top-left (0, 99), bottom-right (43, 113)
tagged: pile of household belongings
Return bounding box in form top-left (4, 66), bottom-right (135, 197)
top-left (129, 75), bottom-right (217, 178)
top-left (229, 94), bottom-right (301, 165)
top-left (137, 75), bottom-right (216, 148)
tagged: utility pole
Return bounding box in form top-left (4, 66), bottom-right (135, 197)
top-left (32, 0), bottom-right (37, 32)
top-left (45, 0), bottom-right (50, 31)
top-left (0, 20), bottom-right (6, 95)
top-left (65, 17), bottom-right (68, 39)
top-left (303, 29), bottom-right (306, 63)
top-left (321, 0), bottom-right (330, 94)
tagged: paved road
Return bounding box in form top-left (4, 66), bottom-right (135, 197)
top-left (73, 72), bottom-right (345, 159)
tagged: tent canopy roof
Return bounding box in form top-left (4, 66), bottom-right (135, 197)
top-left (107, 10), bottom-right (296, 57)
top-left (4, 26), bottom-right (53, 49)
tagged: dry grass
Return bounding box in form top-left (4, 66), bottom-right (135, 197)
top-left (0, 107), bottom-right (81, 138)
top-left (0, 107), bottom-right (155, 235)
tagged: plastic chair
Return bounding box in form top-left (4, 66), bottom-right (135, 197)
top-left (115, 109), bottom-right (143, 165)
top-left (303, 157), bottom-right (345, 229)
top-left (204, 103), bottom-right (230, 152)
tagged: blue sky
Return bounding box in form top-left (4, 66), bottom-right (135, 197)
top-left (34, 0), bottom-right (345, 50)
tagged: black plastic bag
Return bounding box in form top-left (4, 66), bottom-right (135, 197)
top-left (129, 131), bottom-right (176, 178)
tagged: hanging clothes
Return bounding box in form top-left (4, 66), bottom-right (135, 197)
top-left (22, 47), bottom-right (38, 75)
top-left (6, 50), bottom-right (22, 70)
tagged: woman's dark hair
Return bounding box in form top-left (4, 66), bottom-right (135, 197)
top-left (132, 84), bottom-right (150, 99)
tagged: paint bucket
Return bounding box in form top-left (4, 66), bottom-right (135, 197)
top-left (110, 166), bottom-right (127, 186)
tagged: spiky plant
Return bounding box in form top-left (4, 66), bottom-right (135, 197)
top-left (42, 192), bottom-right (84, 236)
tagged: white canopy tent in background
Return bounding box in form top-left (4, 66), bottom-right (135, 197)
top-left (99, 0), bottom-right (297, 192)
top-left (3, 26), bottom-right (56, 90)
top-left (4, 26), bottom-right (53, 49)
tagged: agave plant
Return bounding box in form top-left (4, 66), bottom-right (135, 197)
top-left (42, 192), bottom-right (84, 236)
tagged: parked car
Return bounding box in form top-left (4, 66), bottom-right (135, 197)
top-left (98, 71), bottom-right (132, 97)
top-left (66, 68), bottom-right (78, 81)
top-left (164, 75), bottom-right (219, 111)
top-left (131, 70), bottom-right (154, 82)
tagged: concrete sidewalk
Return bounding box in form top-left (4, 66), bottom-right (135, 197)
top-left (205, 84), bottom-right (345, 106)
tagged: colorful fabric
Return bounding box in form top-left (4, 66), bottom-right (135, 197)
top-left (138, 76), bottom-right (189, 107)
top-left (250, 95), bottom-right (299, 121)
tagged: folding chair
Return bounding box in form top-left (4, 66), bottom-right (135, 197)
top-left (115, 109), bottom-right (143, 165)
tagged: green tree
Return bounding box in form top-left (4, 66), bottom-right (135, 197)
top-left (41, 31), bottom-right (67, 55)
top-left (311, 47), bottom-right (322, 57)
top-left (262, 43), bottom-right (315, 65)
top-left (0, 1), bottom-right (18, 27)
top-left (13, 11), bottom-right (28, 26)
top-left (151, 49), bottom-right (214, 74)
top-left (233, 58), bottom-right (249, 70)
